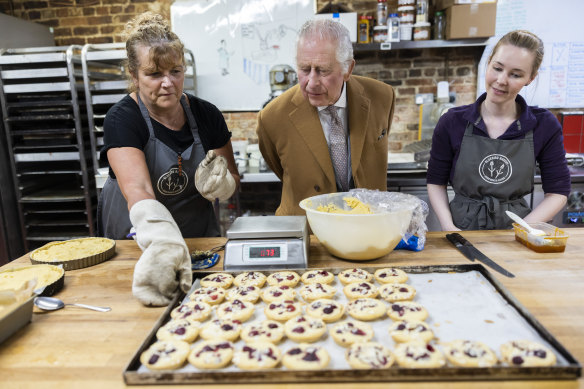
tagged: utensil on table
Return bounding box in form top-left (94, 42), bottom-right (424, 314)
top-left (505, 211), bottom-right (546, 236)
top-left (446, 233), bottom-right (515, 278)
top-left (34, 296), bottom-right (111, 312)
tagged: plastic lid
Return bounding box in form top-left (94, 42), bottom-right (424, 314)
top-left (435, 11), bottom-right (444, 15)
top-left (389, 13), bottom-right (399, 17)
top-left (397, 6), bottom-right (415, 11)
top-left (374, 25), bottom-right (388, 30)
top-left (414, 22), bottom-right (431, 27)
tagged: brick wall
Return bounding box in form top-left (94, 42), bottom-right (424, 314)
top-left (0, 0), bottom-right (575, 151)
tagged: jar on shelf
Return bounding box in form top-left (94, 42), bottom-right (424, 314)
top-left (434, 11), bottom-right (445, 40)
top-left (387, 13), bottom-right (400, 42)
top-left (400, 23), bottom-right (413, 41)
top-left (416, 0), bottom-right (429, 23)
top-left (358, 15), bottom-right (372, 43)
top-left (413, 22), bottom-right (431, 41)
top-left (376, 0), bottom-right (388, 26)
top-left (397, 5), bottom-right (416, 25)
top-left (373, 25), bottom-right (388, 43)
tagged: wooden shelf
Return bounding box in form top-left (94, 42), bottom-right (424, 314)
top-left (354, 38), bottom-right (489, 51)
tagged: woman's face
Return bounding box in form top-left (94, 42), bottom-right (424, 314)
top-left (132, 45), bottom-right (185, 110)
top-left (485, 44), bottom-right (536, 106)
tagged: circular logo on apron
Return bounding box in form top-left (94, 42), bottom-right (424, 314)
top-left (479, 154), bottom-right (512, 184)
top-left (157, 167), bottom-right (188, 195)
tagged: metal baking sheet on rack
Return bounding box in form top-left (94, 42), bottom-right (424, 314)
top-left (123, 264), bottom-right (581, 384)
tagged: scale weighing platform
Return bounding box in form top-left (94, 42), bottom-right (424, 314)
top-left (223, 216), bottom-right (309, 271)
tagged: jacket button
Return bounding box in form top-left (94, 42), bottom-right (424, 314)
top-left (314, 185), bottom-right (321, 192)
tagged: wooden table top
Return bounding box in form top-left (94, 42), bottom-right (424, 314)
top-left (1, 229), bottom-right (583, 389)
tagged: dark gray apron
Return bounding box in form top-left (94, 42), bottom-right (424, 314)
top-left (449, 120), bottom-right (534, 230)
top-left (97, 94), bottom-right (219, 239)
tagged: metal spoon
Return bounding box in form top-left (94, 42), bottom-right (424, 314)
top-left (505, 211), bottom-right (546, 236)
top-left (34, 296), bottom-right (111, 312)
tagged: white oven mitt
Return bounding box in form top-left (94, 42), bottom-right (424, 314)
top-left (195, 150), bottom-right (236, 202)
top-left (129, 199), bottom-right (192, 306)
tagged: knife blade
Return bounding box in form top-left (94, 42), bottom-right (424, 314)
top-left (445, 233), bottom-right (515, 278)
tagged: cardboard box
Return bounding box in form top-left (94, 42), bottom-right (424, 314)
top-left (435, 0), bottom-right (496, 11)
top-left (313, 12), bottom-right (358, 43)
top-left (445, 3), bottom-right (497, 39)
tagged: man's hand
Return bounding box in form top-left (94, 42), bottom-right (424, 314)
top-left (129, 199), bottom-right (192, 306)
top-left (195, 150), bottom-right (236, 201)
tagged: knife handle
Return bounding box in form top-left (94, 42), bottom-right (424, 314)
top-left (446, 233), bottom-right (463, 246)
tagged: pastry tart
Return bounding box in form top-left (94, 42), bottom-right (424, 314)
top-left (30, 237), bottom-right (115, 270)
top-left (0, 264), bottom-right (64, 296)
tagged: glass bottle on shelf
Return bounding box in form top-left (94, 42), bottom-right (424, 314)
top-left (376, 0), bottom-right (388, 26)
top-left (434, 11), bottom-right (445, 40)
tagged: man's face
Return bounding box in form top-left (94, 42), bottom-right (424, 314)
top-left (296, 37), bottom-right (354, 107)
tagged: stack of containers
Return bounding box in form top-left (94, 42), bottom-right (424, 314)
top-left (414, 0), bottom-right (431, 40)
top-left (397, 0), bottom-right (416, 40)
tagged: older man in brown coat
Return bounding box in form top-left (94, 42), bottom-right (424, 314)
top-left (256, 18), bottom-right (395, 216)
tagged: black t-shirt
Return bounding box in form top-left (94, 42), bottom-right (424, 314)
top-left (101, 93), bottom-right (231, 178)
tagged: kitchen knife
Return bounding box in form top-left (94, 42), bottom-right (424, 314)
top-left (445, 233), bottom-right (515, 278)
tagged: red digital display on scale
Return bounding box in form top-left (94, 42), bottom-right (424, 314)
top-left (249, 246), bottom-right (281, 258)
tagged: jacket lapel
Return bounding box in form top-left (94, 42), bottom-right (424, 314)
top-left (346, 77), bottom-right (370, 177)
top-left (289, 88), bottom-right (336, 181)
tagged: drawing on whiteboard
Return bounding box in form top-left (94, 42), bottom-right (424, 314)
top-left (217, 39), bottom-right (234, 76)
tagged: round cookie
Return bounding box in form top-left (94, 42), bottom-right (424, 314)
top-left (373, 267), bottom-right (408, 284)
top-left (261, 285), bottom-right (297, 303)
top-left (389, 320), bottom-right (434, 343)
top-left (284, 315), bottom-right (327, 343)
top-left (156, 319), bottom-right (200, 343)
top-left (500, 340), bottom-right (557, 367)
top-left (343, 281), bottom-right (379, 300)
top-left (378, 283), bottom-right (416, 302)
top-left (241, 320), bottom-right (285, 344)
top-left (266, 271), bottom-right (300, 287)
top-left (387, 301), bottom-right (429, 322)
top-left (300, 269), bottom-right (334, 285)
top-left (233, 271), bottom-right (267, 288)
top-left (299, 282), bottom-right (336, 302)
top-left (330, 321), bottom-right (374, 347)
top-left (216, 299), bottom-right (255, 322)
top-left (140, 339), bottom-right (190, 370)
top-left (443, 340), bottom-right (498, 367)
top-left (338, 268), bottom-right (373, 285)
top-left (226, 285), bottom-right (261, 303)
top-left (200, 318), bottom-right (242, 341)
top-left (233, 342), bottom-right (282, 370)
top-left (264, 299), bottom-right (302, 321)
top-left (346, 298), bottom-right (386, 321)
top-left (305, 298), bottom-right (345, 322)
top-left (189, 286), bottom-right (225, 305)
top-left (188, 340), bottom-right (234, 369)
top-left (345, 342), bottom-right (395, 369)
top-left (200, 272), bottom-right (234, 288)
top-left (170, 301), bottom-right (212, 322)
top-left (283, 344), bottom-right (330, 370)
top-left (394, 340), bottom-right (445, 368)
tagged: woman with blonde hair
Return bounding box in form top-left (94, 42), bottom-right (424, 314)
top-left (98, 12), bottom-right (239, 305)
top-left (427, 30), bottom-right (570, 230)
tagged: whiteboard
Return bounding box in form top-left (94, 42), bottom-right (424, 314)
top-left (171, 0), bottom-right (316, 111)
top-left (477, 0), bottom-right (584, 108)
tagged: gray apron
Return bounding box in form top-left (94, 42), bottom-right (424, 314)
top-left (97, 94), bottom-right (219, 239)
top-left (449, 120), bottom-right (535, 230)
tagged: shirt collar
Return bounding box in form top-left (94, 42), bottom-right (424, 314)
top-left (317, 82), bottom-right (347, 112)
top-left (466, 92), bottom-right (536, 135)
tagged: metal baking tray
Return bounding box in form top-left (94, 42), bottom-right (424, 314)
top-left (123, 264), bottom-right (581, 384)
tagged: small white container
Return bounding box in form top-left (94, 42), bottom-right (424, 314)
top-left (387, 13), bottom-right (400, 42)
top-left (400, 23), bottom-right (413, 41)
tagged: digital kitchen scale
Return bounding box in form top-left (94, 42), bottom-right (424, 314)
top-left (223, 216), bottom-right (309, 271)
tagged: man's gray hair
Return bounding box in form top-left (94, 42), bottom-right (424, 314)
top-left (297, 18), bottom-right (354, 73)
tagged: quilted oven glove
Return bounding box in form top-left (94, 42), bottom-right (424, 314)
top-left (195, 150), bottom-right (236, 202)
top-left (129, 199), bottom-right (192, 307)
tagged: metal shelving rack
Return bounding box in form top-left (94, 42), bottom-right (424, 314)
top-left (81, 43), bottom-right (197, 171)
top-left (0, 46), bottom-right (96, 251)
top-left (353, 38), bottom-right (490, 52)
